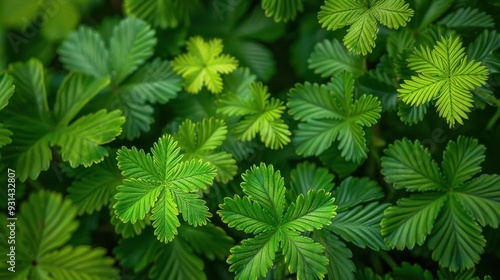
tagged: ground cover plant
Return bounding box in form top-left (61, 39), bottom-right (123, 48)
top-left (0, 0), bottom-right (499, 279)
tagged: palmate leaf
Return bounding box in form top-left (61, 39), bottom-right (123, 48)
top-left (289, 72), bottom-right (381, 162)
top-left (398, 36), bottom-right (489, 127)
top-left (114, 227), bottom-right (157, 273)
top-left (218, 163), bottom-right (336, 279)
top-left (4, 59), bottom-right (124, 181)
top-left (172, 36), bottom-right (238, 94)
top-left (381, 137), bottom-right (500, 271)
top-left (114, 134), bottom-right (217, 242)
top-left (308, 38), bottom-right (366, 78)
top-left (318, 0), bottom-right (413, 55)
top-left (110, 207), bottom-right (150, 238)
top-left (218, 82), bottom-right (291, 149)
top-left (333, 177), bottom-right (384, 212)
top-left (261, 0), bottom-right (303, 22)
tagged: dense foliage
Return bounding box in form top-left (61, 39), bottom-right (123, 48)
top-left (1, 0), bottom-right (499, 279)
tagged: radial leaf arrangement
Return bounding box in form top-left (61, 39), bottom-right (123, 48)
top-left (172, 36), bottom-right (239, 94)
top-left (261, 0), bottom-right (304, 22)
top-left (58, 17), bottom-right (182, 140)
top-left (218, 163), bottom-right (337, 280)
top-left (288, 71), bottom-right (381, 163)
top-left (398, 36), bottom-right (489, 127)
top-left (173, 117), bottom-right (237, 183)
top-left (217, 82), bottom-right (291, 149)
top-left (318, 0), bottom-right (414, 55)
top-left (380, 136), bottom-right (500, 271)
top-left (0, 191), bottom-right (118, 279)
top-left (113, 134), bottom-right (217, 243)
top-left (0, 74), bottom-right (14, 148)
top-left (1, 59), bottom-right (124, 181)
top-left (124, 0), bottom-right (200, 28)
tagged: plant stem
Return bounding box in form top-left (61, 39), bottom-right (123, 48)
top-left (487, 108), bottom-right (500, 130)
top-left (476, 90), bottom-right (500, 108)
top-left (378, 251), bottom-right (397, 268)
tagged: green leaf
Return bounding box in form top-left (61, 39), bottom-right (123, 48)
top-left (0, 74), bottom-right (14, 110)
top-left (412, 0), bottom-right (453, 29)
top-left (467, 30), bottom-right (500, 64)
top-left (170, 188), bottom-right (211, 226)
top-left (172, 36), bottom-right (238, 94)
top-left (119, 58), bottom-right (182, 104)
top-left (0, 123), bottom-right (12, 148)
top-left (428, 196), bottom-right (485, 271)
top-left (290, 162), bottom-right (334, 196)
top-left (114, 134), bottom-right (216, 242)
top-left (110, 17), bottom-right (157, 84)
top-left (282, 190), bottom-right (337, 232)
top-left (328, 202), bottom-right (389, 250)
top-left (38, 246), bottom-right (118, 280)
top-left (381, 138), bottom-right (443, 191)
top-left (219, 195), bottom-right (276, 234)
top-left (381, 193), bottom-right (447, 250)
top-left (318, 0), bottom-right (413, 55)
top-left (455, 175), bottom-right (500, 228)
top-left (391, 262), bottom-right (434, 280)
top-left (288, 82), bottom-right (342, 121)
top-left (398, 36), bottom-right (489, 127)
top-left (308, 38), bottom-right (365, 78)
top-left (178, 223), bottom-right (234, 260)
top-left (280, 230), bottom-right (329, 280)
top-left (228, 231), bottom-right (280, 280)
top-left (110, 208), bottom-right (149, 238)
top-left (333, 177), bottom-right (385, 212)
top-left (261, 0), bottom-right (303, 22)
top-left (58, 26), bottom-right (110, 78)
top-left (441, 136), bottom-right (485, 188)
top-left (124, 0), bottom-right (200, 28)
top-left (151, 189), bottom-right (181, 242)
top-left (53, 109), bottom-right (125, 168)
top-left (439, 7), bottom-right (494, 29)
top-left (114, 228), bottom-right (157, 272)
top-left (53, 73), bottom-right (110, 125)
top-left (67, 153), bottom-right (123, 215)
top-left (241, 163), bottom-right (286, 222)
top-left (110, 92), bottom-right (155, 140)
top-left (151, 236), bottom-right (206, 280)
top-left (290, 72), bottom-right (381, 162)
top-left (18, 190), bottom-right (79, 257)
top-left (314, 230), bottom-right (355, 280)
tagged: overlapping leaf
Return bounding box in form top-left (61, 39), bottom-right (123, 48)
top-left (114, 134), bottom-right (217, 243)
top-left (288, 72), bottom-right (381, 162)
top-left (218, 82), bottom-right (291, 149)
top-left (218, 163), bottom-right (336, 279)
top-left (173, 118), bottom-right (237, 183)
top-left (381, 136), bottom-right (500, 271)
top-left (2, 59), bottom-right (124, 181)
